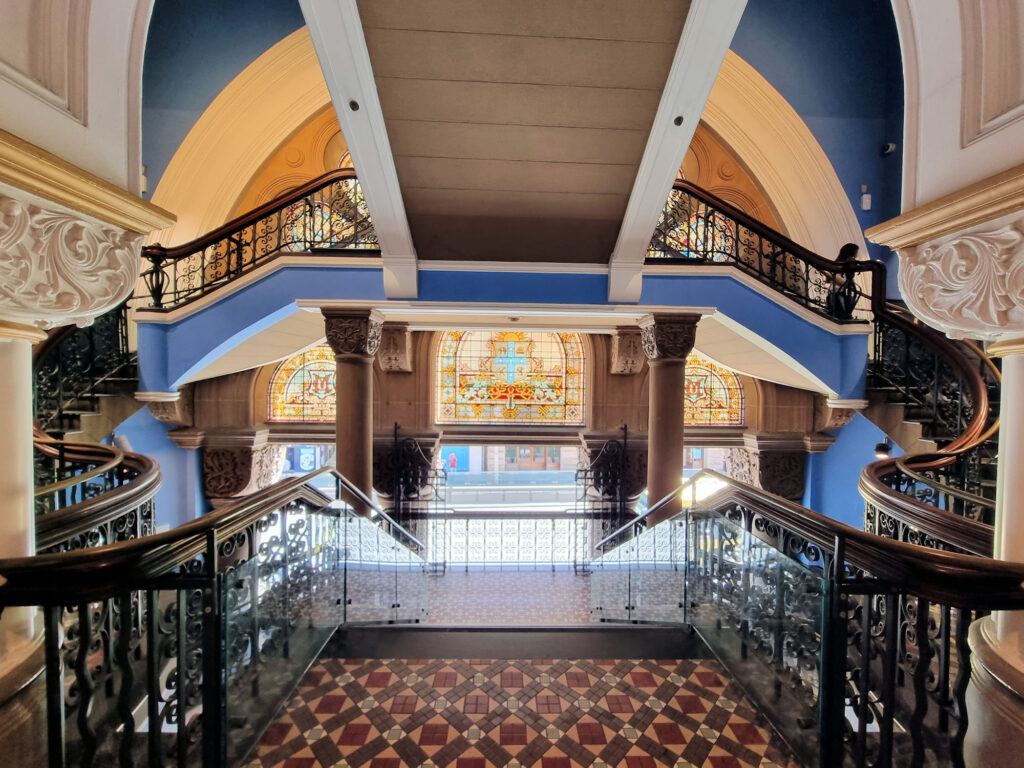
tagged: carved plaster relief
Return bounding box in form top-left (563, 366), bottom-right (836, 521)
top-left (610, 328), bottom-right (645, 374)
top-left (0, 184), bottom-right (142, 328)
top-left (378, 322), bottom-right (412, 372)
top-left (898, 213), bottom-right (1024, 339)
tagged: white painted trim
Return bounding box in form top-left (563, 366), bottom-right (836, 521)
top-left (419, 260), bottom-right (609, 275)
top-left (827, 398), bottom-right (870, 410)
top-left (125, 0), bottom-right (153, 198)
top-left (890, 0), bottom-right (920, 210)
top-left (135, 390), bottom-right (180, 402)
top-left (299, 0), bottom-right (418, 298)
top-left (608, 0), bottom-right (748, 303)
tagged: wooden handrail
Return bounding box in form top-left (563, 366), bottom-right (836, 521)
top-left (687, 472), bottom-right (1023, 608)
top-left (33, 438), bottom-right (124, 497)
top-left (143, 168), bottom-right (367, 261)
top-left (0, 465), bottom-right (420, 603)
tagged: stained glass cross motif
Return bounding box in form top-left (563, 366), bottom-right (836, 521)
top-left (492, 341), bottom-right (530, 384)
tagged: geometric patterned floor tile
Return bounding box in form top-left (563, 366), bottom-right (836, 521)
top-left (252, 658), bottom-right (801, 767)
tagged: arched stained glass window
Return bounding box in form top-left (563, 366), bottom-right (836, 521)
top-left (648, 206), bottom-right (737, 261)
top-left (268, 344), bottom-right (336, 422)
top-left (684, 353), bottom-right (744, 426)
top-left (436, 331), bottom-right (585, 425)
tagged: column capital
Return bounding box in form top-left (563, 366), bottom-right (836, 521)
top-left (323, 308), bottom-right (383, 358)
top-left (638, 313), bottom-right (699, 361)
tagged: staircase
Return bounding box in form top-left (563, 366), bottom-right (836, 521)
top-left (33, 300), bottom-right (143, 441)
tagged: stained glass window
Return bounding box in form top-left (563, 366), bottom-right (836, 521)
top-left (684, 353), bottom-right (744, 426)
top-left (268, 344), bottom-right (337, 422)
top-left (436, 331), bottom-right (585, 425)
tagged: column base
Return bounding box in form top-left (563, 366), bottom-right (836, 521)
top-left (965, 615), bottom-right (1024, 767)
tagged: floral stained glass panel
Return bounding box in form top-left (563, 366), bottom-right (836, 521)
top-left (684, 353), bottom-right (744, 426)
top-left (436, 331), bottom-right (584, 425)
top-left (268, 344), bottom-right (337, 422)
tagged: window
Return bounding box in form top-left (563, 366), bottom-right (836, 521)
top-left (436, 330), bottom-right (585, 425)
top-left (684, 353), bottom-right (744, 426)
top-left (268, 344), bottom-right (336, 422)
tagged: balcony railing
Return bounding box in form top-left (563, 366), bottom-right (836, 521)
top-left (138, 169), bottom-right (379, 310)
top-left (591, 472), bottom-right (1024, 768)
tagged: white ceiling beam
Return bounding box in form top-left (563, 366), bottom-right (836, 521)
top-left (299, 0), bottom-right (417, 297)
top-left (608, 0), bottom-right (747, 303)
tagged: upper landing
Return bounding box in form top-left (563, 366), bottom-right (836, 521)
top-left (133, 259), bottom-right (869, 402)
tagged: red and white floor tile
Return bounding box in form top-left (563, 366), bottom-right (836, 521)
top-left (248, 658), bottom-right (800, 767)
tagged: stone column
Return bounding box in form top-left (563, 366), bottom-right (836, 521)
top-left (0, 321), bottom-right (46, 651)
top-left (640, 313), bottom-right (699, 523)
top-left (324, 309), bottom-right (382, 510)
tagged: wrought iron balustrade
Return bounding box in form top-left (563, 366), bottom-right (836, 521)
top-left (647, 180), bottom-right (871, 322)
top-left (138, 169), bottom-right (378, 310)
top-left (33, 300), bottom-right (135, 434)
top-left (593, 472), bottom-right (1024, 768)
top-left (34, 436), bottom-right (160, 554)
top-left (0, 465), bottom-right (421, 768)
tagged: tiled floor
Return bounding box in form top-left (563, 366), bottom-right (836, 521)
top-left (250, 658), bottom-right (799, 767)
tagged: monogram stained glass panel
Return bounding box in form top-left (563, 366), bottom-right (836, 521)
top-left (268, 344), bottom-right (337, 422)
top-left (436, 331), bottom-right (585, 425)
top-left (684, 353), bottom-right (744, 426)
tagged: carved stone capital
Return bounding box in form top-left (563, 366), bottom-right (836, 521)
top-left (0, 182), bottom-right (143, 328)
top-left (897, 211), bottom-right (1024, 341)
top-left (639, 313), bottom-right (699, 361)
top-left (727, 447), bottom-right (806, 501)
top-left (610, 327), bottom-right (645, 374)
top-left (813, 396), bottom-right (858, 432)
top-left (202, 444), bottom-right (285, 500)
top-left (377, 322), bottom-right (412, 372)
top-left (323, 309), bottom-right (383, 357)
top-left (138, 386), bottom-right (194, 428)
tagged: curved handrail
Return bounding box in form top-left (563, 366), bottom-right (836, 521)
top-left (33, 438), bottom-right (124, 497)
top-left (139, 168), bottom-right (378, 309)
top-left (652, 180), bottom-right (997, 551)
top-left (670, 471), bottom-right (1023, 608)
top-left (0, 465), bottom-right (420, 601)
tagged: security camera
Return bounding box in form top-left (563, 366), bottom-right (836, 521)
top-left (881, 142), bottom-right (897, 156)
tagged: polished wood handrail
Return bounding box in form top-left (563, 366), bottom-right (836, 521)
top-left (33, 438), bottom-right (125, 497)
top-left (142, 168), bottom-right (369, 261)
top-left (690, 471), bottom-right (1024, 609)
top-left (35, 450), bottom-right (161, 553)
top-left (0, 465), bottom-right (420, 603)
top-left (673, 180), bottom-right (996, 546)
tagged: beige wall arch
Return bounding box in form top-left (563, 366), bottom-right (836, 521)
top-left (702, 51), bottom-right (867, 259)
top-left (148, 33), bottom-right (864, 262)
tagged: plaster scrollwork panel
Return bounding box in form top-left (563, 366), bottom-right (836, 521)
top-left (0, 187), bottom-right (142, 328)
top-left (898, 216), bottom-right (1024, 340)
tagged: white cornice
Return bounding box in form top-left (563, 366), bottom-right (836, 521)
top-left (866, 162), bottom-right (1024, 250)
top-left (0, 128), bottom-right (174, 234)
top-left (299, 0), bottom-right (418, 298)
top-left (608, 0), bottom-right (747, 303)
top-left (419, 260), bottom-right (608, 275)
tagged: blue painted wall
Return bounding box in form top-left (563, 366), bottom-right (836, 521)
top-left (137, 266), bottom-right (868, 398)
top-left (732, 0), bottom-right (904, 296)
top-left (115, 409), bottom-right (207, 529)
top-left (141, 0), bottom-right (304, 197)
top-left (802, 413), bottom-right (903, 527)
